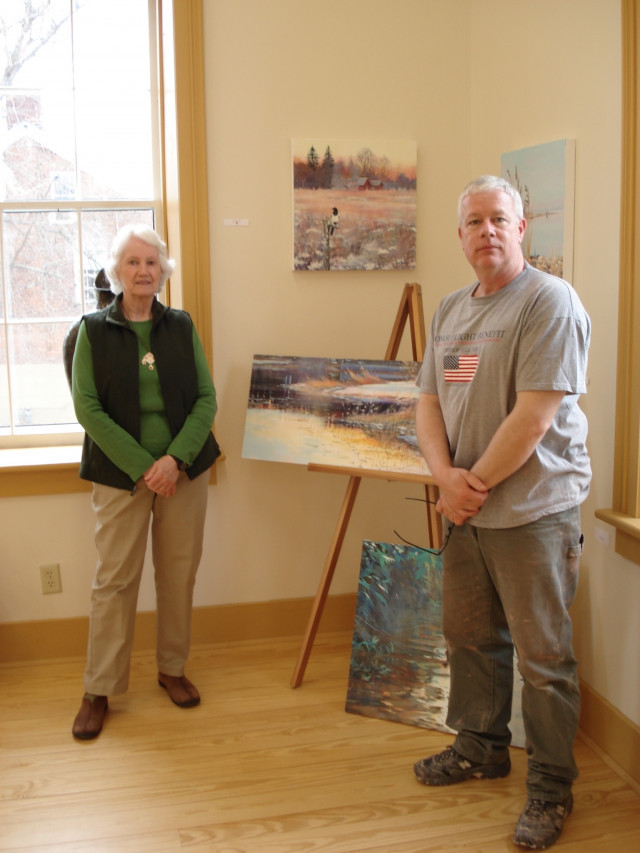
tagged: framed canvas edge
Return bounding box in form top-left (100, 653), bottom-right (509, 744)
top-left (563, 138), bottom-right (576, 284)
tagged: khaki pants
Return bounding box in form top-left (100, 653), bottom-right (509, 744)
top-left (83, 471), bottom-right (209, 696)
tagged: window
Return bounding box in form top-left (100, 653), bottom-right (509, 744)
top-left (0, 0), bottom-right (161, 443)
top-left (595, 0), bottom-right (640, 564)
top-left (0, 0), bottom-right (210, 496)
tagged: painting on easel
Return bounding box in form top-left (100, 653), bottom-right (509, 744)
top-left (346, 540), bottom-right (525, 748)
top-left (241, 355), bottom-right (429, 476)
top-left (292, 139), bottom-right (417, 271)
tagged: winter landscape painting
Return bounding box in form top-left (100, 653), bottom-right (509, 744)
top-left (292, 139), bottom-right (417, 271)
top-left (241, 355), bottom-right (429, 476)
top-left (346, 541), bottom-right (525, 747)
top-left (501, 138), bottom-right (575, 281)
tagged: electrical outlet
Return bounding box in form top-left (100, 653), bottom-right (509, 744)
top-left (40, 563), bottom-right (62, 595)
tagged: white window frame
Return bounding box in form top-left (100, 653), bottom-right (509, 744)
top-left (0, 0), bottom-right (213, 496)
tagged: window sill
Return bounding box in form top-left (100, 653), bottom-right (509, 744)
top-left (0, 445), bottom-right (223, 498)
top-left (594, 508), bottom-right (640, 565)
top-left (0, 446), bottom-right (89, 497)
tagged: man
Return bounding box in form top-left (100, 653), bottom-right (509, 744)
top-left (415, 175), bottom-right (591, 850)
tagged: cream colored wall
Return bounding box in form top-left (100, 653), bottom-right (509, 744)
top-left (1, 0), bottom-right (637, 728)
top-left (202, 0), bottom-right (474, 609)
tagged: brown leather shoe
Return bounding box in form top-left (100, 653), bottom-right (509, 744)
top-left (158, 673), bottom-right (200, 708)
top-left (72, 693), bottom-right (108, 740)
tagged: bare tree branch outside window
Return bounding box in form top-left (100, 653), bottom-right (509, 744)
top-left (0, 0), bottom-right (158, 438)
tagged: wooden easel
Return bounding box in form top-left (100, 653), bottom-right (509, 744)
top-left (290, 283), bottom-right (442, 688)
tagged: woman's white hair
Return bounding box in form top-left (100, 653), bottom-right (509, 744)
top-left (457, 175), bottom-right (524, 225)
top-left (105, 224), bottom-right (175, 294)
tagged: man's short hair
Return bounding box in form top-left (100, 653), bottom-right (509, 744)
top-left (457, 175), bottom-right (524, 224)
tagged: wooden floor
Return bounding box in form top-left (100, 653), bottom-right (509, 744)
top-left (1, 632), bottom-right (639, 852)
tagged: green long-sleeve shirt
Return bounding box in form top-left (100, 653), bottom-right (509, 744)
top-left (72, 318), bottom-right (217, 483)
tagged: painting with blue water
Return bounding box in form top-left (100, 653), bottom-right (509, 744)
top-left (242, 355), bottom-right (429, 476)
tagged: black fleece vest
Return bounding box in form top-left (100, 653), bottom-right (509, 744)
top-left (78, 297), bottom-right (220, 489)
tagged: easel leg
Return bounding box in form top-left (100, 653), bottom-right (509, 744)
top-left (425, 483), bottom-right (442, 549)
top-left (290, 475), bottom-right (361, 688)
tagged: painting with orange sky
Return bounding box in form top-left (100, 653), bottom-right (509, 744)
top-left (292, 139), bottom-right (417, 271)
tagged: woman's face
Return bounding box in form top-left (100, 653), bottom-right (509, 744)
top-left (117, 236), bottom-right (162, 300)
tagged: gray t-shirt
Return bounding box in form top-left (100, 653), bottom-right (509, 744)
top-left (417, 263), bottom-right (591, 528)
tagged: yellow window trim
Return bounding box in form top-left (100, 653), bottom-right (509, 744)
top-left (0, 0), bottom-right (214, 499)
top-left (595, 509), bottom-right (640, 564)
top-left (596, 0), bottom-right (640, 564)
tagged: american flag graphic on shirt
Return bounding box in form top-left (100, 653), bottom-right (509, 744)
top-left (443, 353), bottom-right (479, 383)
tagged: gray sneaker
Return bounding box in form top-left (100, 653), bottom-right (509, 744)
top-left (413, 745), bottom-right (511, 786)
top-left (513, 794), bottom-right (573, 849)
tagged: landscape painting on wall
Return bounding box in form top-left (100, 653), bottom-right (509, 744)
top-left (241, 355), bottom-right (429, 476)
top-left (346, 540), bottom-right (525, 747)
top-left (292, 139), bottom-right (417, 271)
top-left (501, 138), bottom-right (576, 281)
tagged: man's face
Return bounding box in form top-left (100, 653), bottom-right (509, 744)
top-left (458, 190), bottom-right (526, 280)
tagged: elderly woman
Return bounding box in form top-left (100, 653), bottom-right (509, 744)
top-left (71, 224), bottom-right (220, 740)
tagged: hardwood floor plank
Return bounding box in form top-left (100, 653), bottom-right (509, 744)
top-left (1, 633), bottom-right (638, 852)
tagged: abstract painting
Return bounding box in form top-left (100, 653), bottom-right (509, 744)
top-left (292, 139), bottom-right (417, 271)
top-left (501, 138), bottom-right (576, 281)
top-left (346, 540), bottom-right (525, 748)
top-left (242, 355), bottom-right (429, 476)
